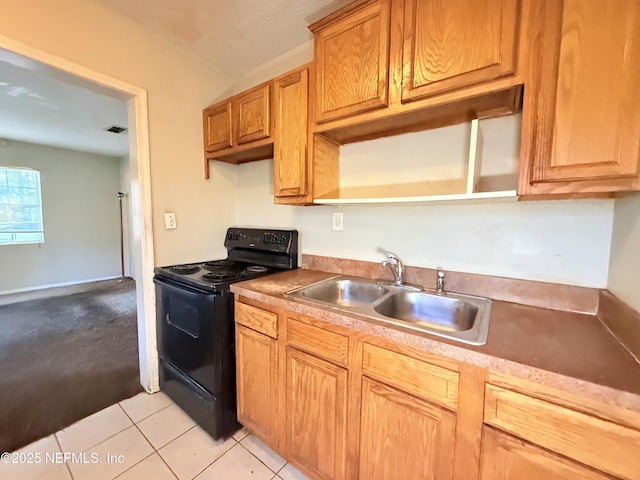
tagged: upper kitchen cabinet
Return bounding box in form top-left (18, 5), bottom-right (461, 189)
top-left (203, 101), bottom-right (232, 153)
top-left (401, 0), bottom-right (519, 103)
top-left (518, 0), bottom-right (640, 196)
top-left (235, 82), bottom-right (271, 145)
top-left (309, 0), bottom-right (523, 144)
top-left (274, 64), bottom-right (340, 206)
top-left (202, 80), bottom-right (273, 178)
top-left (273, 66), bottom-right (310, 202)
top-left (310, 0), bottom-right (391, 124)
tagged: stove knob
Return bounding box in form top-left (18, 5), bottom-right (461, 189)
top-left (271, 234), bottom-right (277, 244)
top-left (263, 234), bottom-right (269, 244)
top-left (226, 232), bottom-right (233, 241)
top-left (280, 235), bottom-right (287, 245)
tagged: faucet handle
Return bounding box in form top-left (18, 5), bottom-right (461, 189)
top-left (436, 270), bottom-right (445, 295)
top-left (383, 252), bottom-right (396, 263)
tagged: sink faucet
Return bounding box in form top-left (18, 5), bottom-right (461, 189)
top-left (381, 251), bottom-right (405, 286)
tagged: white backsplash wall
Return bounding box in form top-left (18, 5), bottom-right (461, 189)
top-left (236, 159), bottom-right (614, 288)
top-left (339, 114), bottom-right (520, 193)
top-left (0, 140), bottom-right (122, 293)
top-left (608, 194), bottom-right (640, 311)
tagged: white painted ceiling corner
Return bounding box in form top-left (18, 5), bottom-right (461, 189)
top-left (0, 0), bottom-right (353, 157)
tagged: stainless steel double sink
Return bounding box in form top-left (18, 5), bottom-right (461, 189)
top-left (284, 275), bottom-right (491, 345)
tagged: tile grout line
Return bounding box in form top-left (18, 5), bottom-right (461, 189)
top-left (75, 396), bottom-right (171, 480)
top-left (116, 400), bottom-right (137, 425)
top-left (70, 424), bottom-right (151, 480)
top-left (51, 432), bottom-right (75, 480)
top-left (56, 404), bottom-right (135, 456)
top-left (118, 397), bottom-right (175, 425)
top-left (237, 440), bottom-right (284, 476)
top-left (148, 422), bottom-right (199, 480)
top-left (114, 393), bottom-right (181, 479)
top-left (177, 430), bottom-right (242, 480)
top-left (120, 394), bottom-right (237, 480)
top-left (111, 451), bottom-right (157, 480)
top-left (135, 419), bottom-right (197, 453)
top-left (49, 397), bottom-right (298, 480)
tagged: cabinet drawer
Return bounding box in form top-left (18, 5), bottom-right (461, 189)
top-left (362, 343), bottom-right (458, 410)
top-left (235, 301), bottom-right (278, 338)
top-left (287, 317), bottom-right (349, 366)
top-left (484, 384), bottom-right (640, 479)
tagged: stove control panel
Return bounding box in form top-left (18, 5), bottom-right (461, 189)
top-left (224, 228), bottom-right (298, 254)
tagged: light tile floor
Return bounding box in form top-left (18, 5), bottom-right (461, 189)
top-left (1, 392), bottom-right (309, 480)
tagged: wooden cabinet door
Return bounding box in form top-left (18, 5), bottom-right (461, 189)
top-left (234, 82), bottom-right (271, 145)
top-left (312, 0), bottom-right (391, 123)
top-left (235, 324), bottom-right (278, 445)
top-left (203, 101), bottom-right (232, 152)
top-left (401, 0), bottom-right (519, 103)
top-left (286, 347), bottom-right (348, 480)
top-left (274, 67), bottom-right (309, 199)
top-left (520, 0), bottom-right (640, 194)
top-left (479, 427), bottom-right (615, 480)
top-left (358, 377), bottom-right (456, 480)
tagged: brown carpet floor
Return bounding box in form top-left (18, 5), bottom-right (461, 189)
top-left (0, 278), bottom-right (142, 452)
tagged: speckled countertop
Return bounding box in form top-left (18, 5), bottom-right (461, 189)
top-left (231, 268), bottom-right (640, 414)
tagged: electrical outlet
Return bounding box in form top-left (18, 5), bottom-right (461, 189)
top-left (164, 212), bottom-right (177, 230)
top-left (332, 211), bottom-right (343, 231)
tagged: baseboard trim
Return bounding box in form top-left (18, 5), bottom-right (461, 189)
top-left (0, 275), bottom-right (124, 297)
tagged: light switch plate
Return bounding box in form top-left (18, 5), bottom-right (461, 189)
top-left (164, 212), bottom-right (177, 230)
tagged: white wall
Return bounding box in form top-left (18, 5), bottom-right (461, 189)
top-left (0, 0), bottom-right (237, 267)
top-left (608, 195), bottom-right (640, 311)
top-left (0, 140), bottom-right (121, 292)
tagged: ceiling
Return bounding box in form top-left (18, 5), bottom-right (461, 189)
top-left (0, 48), bottom-right (130, 158)
top-left (90, 0), bottom-right (352, 78)
top-left (0, 0), bottom-right (351, 158)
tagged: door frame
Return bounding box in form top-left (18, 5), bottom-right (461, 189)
top-left (0, 34), bottom-right (159, 392)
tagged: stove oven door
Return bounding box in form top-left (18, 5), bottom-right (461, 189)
top-left (153, 276), bottom-right (231, 394)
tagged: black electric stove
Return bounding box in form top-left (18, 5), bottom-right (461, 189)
top-left (153, 227), bottom-right (298, 440)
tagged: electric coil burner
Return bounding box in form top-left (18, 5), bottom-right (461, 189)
top-left (170, 264), bottom-right (200, 274)
top-left (153, 227), bottom-right (298, 440)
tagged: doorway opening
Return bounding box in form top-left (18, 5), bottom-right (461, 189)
top-left (0, 37), bottom-right (158, 396)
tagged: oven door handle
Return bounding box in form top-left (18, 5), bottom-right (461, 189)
top-left (165, 313), bottom-right (198, 339)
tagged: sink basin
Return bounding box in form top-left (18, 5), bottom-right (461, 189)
top-left (293, 277), bottom-right (389, 307)
top-left (285, 275), bottom-right (491, 345)
top-left (374, 291), bottom-right (477, 332)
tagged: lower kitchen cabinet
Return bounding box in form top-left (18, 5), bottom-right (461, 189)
top-left (235, 324), bottom-right (279, 446)
top-left (286, 347), bottom-right (348, 480)
top-left (479, 427), bottom-right (614, 480)
top-left (234, 299), bottom-right (640, 480)
top-left (483, 383), bottom-right (640, 480)
top-left (358, 377), bottom-right (456, 480)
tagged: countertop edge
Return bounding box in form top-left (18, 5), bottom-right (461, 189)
top-left (231, 272), bottom-right (640, 420)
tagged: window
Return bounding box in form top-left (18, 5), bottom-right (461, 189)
top-left (0, 166), bottom-right (44, 245)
